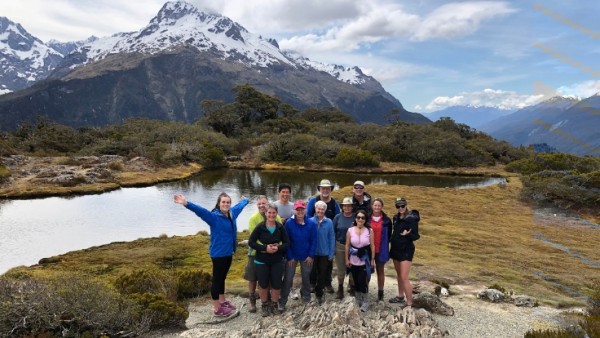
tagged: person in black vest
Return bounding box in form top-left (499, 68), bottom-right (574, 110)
top-left (306, 179), bottom-right (340, 294)
top-left (351, 180), bottom-right (372, 216)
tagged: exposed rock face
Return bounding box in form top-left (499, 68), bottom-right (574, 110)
top-left (182, 298), bottom-right (448, 338)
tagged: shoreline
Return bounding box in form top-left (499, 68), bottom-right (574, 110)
top-left (0, 155), bottom-right (509, 200)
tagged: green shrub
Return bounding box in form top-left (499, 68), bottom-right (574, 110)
top-left (0, 273), bottom-right (146, 337)
top-left (0, 163), bottom-right (10, 182)
top-left (333, 147), bottom-right (379, 168)
top-left (259, 133), bottom-right (323, 163)
top-left (108, 160), bottom-right (124, 171)
top-left (127, 292), bottom-right (188, 329)
top-left (176, 270), bottom-right (211, 299)
top-left (114, 269), bottom-right (178, 301)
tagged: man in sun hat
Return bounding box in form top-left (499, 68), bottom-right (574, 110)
top-left (279, 200), bottom-right (317, 310)
top-left (351, 180), bottom-right (372, 216)
top-left (306, 179), bottom-right (340, 294)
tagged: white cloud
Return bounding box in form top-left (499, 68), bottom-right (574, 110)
top-left (412, 1), bottom-right (517, 41)
top-left (418, 88), bottom-right (545, 112)
top-left (557, 80), bottom-right (600, 98)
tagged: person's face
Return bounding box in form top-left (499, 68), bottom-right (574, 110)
top-left (355, 213), bottom-right (366, 226)
top-left (372, 201), bottom-right (383, 214)
top-left (219, 197), bottom-right (231, 212)
top-left (353, 185), bottom-right (364, 197)
top-left (342, 204), bottom-right (353, 215)
top-left (279, 188), bottom-right (291, 202)
top-left (294, 207), bottom-right (305, 218)
top-left (396, 204), bottom-right (407, 213)
top-left (265, 208), bottom-right (277, 221)
top-left (316, 206), bottom-right (326, 218)
top-left (319, 186), bottom-right (331, 198)
top-left (257, 198), bottom-right (267, 213)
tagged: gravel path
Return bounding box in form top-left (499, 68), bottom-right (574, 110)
top-left (153, 279), bottom-right (569, 337)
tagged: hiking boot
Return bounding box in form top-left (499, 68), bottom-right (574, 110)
top-left (290, 288), bottom-right (299, 300)
top-left (325, 285), bottom-right (334, 294)
top-left (214, 305), bottom-right (233, 317)
top-left (360, 293), bottom-right (369, 312)
top-left (348, 285), bottom-right (355, 297)
top-left (317, 296), bottom-right (323, 305)
top-left (310, 284), bottom-right (316, 293)
top-left (378, 290), bottom-right (384, 301)
top-left (336, 285), bottom-right (344, 300)
top-left (389, 296), bottom-right (405, 304)
top-left (261, 301), bottom-right (271, 317)
top-left (248, 292), bottom-right (257, 313)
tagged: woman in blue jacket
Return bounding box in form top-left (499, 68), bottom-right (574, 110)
top-left (174, 192), bottom-right (249, 317)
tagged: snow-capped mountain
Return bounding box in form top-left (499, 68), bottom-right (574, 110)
top-left (425, 105), bottom-right (514, 129)
top-left (0, 16), bottom-right (64, 93)
top-left (480, 96), bottom-right (599, 155)
top-left (48, 36), bottom-right (98, 56)
top-left (0, 1), bottom-right (428, 130)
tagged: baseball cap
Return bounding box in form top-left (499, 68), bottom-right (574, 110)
top-left (293, 200), bottom-right (307, 209)
top-left (353, 180), bottom-right (365, 188)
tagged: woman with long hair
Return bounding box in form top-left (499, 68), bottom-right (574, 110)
top-left (389, 197), bottom-right (420, 308)
top-left (345, 209), bottom-right (375, 312)
top-left (174, 192), bottom-right (249, 317)
top-left (370, 198), bottom-right (392, 301)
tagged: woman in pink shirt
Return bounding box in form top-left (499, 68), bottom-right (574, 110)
top-left (345, 210), bottom-right (375, 312)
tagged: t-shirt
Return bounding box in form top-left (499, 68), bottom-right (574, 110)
top-left (333, 213), bottom-right (354, 245)
top-left (370, 216), bottom-right (383, 254)
top-left (275, 200), bottom-right (293, 223)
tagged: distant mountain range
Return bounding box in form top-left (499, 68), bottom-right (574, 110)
top-left (479, 96), bottom-right (599, 156)
top-left (424, 105), bottom-right (514, 129)
top-left (0, 1), bottom-right (428, 130)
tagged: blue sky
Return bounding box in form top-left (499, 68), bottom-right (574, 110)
top-left (2, 0), bottom-right (599, 112)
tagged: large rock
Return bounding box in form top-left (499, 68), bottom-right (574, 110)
top-left (511, 295), bottom-right (538, 307)
top-left (412, 292), bottom-right (455, 316)
top-left (477, 289), bottom-right (505, 303)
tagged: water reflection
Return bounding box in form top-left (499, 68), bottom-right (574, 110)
top-left (0, 169), bottom-right (503, 274)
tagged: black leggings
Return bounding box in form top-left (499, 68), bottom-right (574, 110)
top-left (350, 264), bottom-right (368, 294)
top-left (255, 261), bottom-right (284, 290)
top-left (211, 256), bottom-right (232, 300)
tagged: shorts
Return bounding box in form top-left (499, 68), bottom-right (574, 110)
top-left (389, 242), bottom-right (415, 262)
top-left (255, 261), bottom-right (284, 289)
top-left (243, 255), bottom-right (257, 282)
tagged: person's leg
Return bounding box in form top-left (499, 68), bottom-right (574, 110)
top-left (280, 260), bottom-right (296, 308)
top-left (299, 260), bottom-right (313, 303)
top-left (393, 259), bottom-right (404, 301)
top-left (325, 258), bottom-right (334, 293)
top-left (349, 265), bottom-right (361, 306)
top-left (211, 256), bottom-right (233, 315)
top-left (309, 262), bottom-right (317, 292)
top-left (314, 256), bottom-right (328, 302)
top-left (376, 260), bottom-right (385, 301)
top-left (355, 264), bottom-right (369, 311)
top-left (334, 242), bottom-right (346, 297)
top-left (400, 260), bottom-right (413, 306)
top-left (244, 256), bottom-right (258, 312)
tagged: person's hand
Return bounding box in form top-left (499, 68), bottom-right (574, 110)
top-left (345, 260), bottom-right (351, 268)
top-left (288, 259), bottom-right (296, 267)
top-left (174, 194), bottom-right (187, 205)
top-left (401, 229), bottom-right (411, 236)
top-left (329, 256), bottom-right (334, 261)
top-left (305, 257), bottom-right (313, 267)
top-left (371, 258), bottom-right (375, 267)
top-left (240, 195), bottom-right (247, 200)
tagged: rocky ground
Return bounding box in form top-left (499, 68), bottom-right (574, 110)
top-left (151, 277), bottom-right (570, 338)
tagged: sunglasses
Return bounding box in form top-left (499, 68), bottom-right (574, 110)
top-left (355, 216), bottom-right (366, 220)
top-left (354, 186), bottom-right (364, 189)
top-left (396, 205), bottom-right (406, 208)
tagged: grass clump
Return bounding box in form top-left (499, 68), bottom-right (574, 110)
top-left (487, 283), bottom-right (507, 294)
top-left (0, 163), bottom-right (9, 182)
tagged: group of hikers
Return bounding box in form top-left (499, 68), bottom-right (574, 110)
top-left (173, 179), bottom-right (421, 318)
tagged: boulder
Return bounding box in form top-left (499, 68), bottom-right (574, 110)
top-left (477, 288), bottom-right (505, 303)
top-left (511, 295), bottom-right (538, 307)
top-left (412, 292), bottom-right (454, 316)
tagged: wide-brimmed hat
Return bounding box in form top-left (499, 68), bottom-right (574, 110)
top-left (317, 179), bottom-right (334, 190)
top-left (353, 180), bottom-right (365, 188)
top-left (341, 197), bottom-right (353, 205)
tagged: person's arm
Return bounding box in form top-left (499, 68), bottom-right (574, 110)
top-left (308, 221), bottom-right (318, 258)
top-left (230, 197), bottom-right (250, 218)
top-left (306, 197), bottom-right (316, 218)
top-left (345, 231), bottom-right (351, 267)
top-left (334, 201), bottom-right (341, 217)
top-left (248, 225), bottom-right (267, 253)
top-left (328, 221), bottom-right (335, 260)
top-left (369, 228), bottom-right (375, 267)
top-left (408, 211), bottom-right (421, 241)
top-left (278, 224), bottom-right (290, 253)
top-left (175, 194), bottom-right (214, 225)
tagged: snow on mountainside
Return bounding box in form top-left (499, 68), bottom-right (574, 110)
top-left (0, 16), bottom-right (64, 92)
top-left (71, 1), bottom-right (365, 84)
top-left (48, 36), bottom-right (98, 56)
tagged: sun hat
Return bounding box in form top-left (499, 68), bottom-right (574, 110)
top-left (317, 179), bottom-right (334, 190)
top-left (341, 197), bottom-right (353, 205)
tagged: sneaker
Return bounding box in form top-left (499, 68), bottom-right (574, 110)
top-left (277, 302), bottom-right (285, 313)
top-left (389, 296), bottom-right (405, 304)
top-left (214, 305), bottom-right (233, 317)
top-left (220, 300), bottom-right (237, 310)
top-left (290, 288), bottom-right (299, 300)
